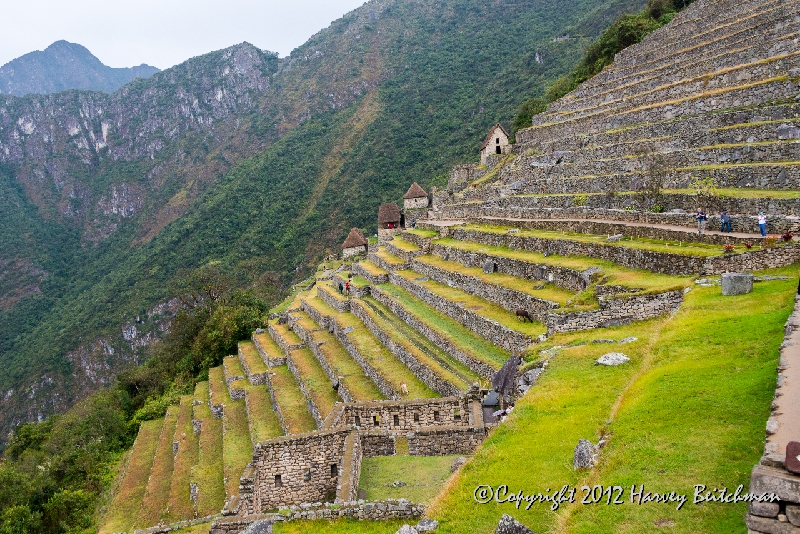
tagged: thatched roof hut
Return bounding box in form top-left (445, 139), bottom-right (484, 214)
top-left (403, 182), bottom-right (428, 199)
top-left (342, 227), bottom-right (368, 249)
top-left (378, 203), bottom-right (401, 224)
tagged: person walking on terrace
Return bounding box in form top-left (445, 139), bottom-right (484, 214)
top-left (696, 207), bottom-right (708, 234)
top-left (758, 211), bottom-right (768, 237)
top-left (720, 210), bottom-right (732, 233)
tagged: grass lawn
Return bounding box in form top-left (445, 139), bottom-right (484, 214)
top-left (165, 395), bottom-right (200, 522)
top-left (358, 260), bottom-right (389, 277)
top-left (460, 223), bottom-right (726, 257)
top-left (191, 382), bottom-right (225, 516)
top-left (134, 405), bottom-right (180, 528)
top-left (389, 237), bottom-right (420, 252)
top-left (99, 418), bottom-right (162, 534)
top-left (405, 228), bottom-right (439, 239)
top-left (223, 354), bottom-right (246, 379)
top-left (254, 331), bottom-right (284, 360)
top-left (239, 340), bottom-right (268, 375)
top-left (288, 347), bottom-right (340, 420)
top-left (415, 254), bottom-right (576, 305)
top-left (208, 366), bottom-right (226, 405)
top-left (434, 238), bottom-right (691, 294)
top-left (269, 365), bottom-right (318, 434)
top-left (220, 375), bottom-right (253, 499)
top-left (375, 282), bottom-right (508, 369)
top-left (375, 248), bottom-right (406, 265)
top-left (359, 296), bottom-right (479, 390)
top-left (239, 380), bottom-right (284, 444)
top-left (394, 269), bottom-right (547, 338)
top-left (359, 455), bottom-right (462, 503)
top-left (423, 266), bottom-right (799, 534)
top-left (270, 319), bottom-right (304, 347)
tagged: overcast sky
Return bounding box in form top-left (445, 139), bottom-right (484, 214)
top-left (0, 0), bottom-right (367, 70)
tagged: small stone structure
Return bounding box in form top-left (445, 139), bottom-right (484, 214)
top-left (480, 123), bottom-right (511, 165)
top-left (403, 182), bottom-right (429, 210)
top-left (378, 203), bottom-right (403, 245)
top-left (342, 227), bottom-right (369, 259)
top-left (721, 272), bottom-right (754, 296)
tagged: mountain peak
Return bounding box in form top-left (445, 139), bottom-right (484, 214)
top-left (0, 41), bottom-right (159, 96)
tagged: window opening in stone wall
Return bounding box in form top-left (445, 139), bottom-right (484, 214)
top-left (413, 413), bottom-right (419, 423)
top-left (373, 415), bottom-right (380, 426)
top-left (496, 146), bottom-right (501, 154)
top-left (304, 470), bottom-right (311, 482)
top-left (331, 464), bottom-right (338, 477)
top-left (434, 411), bottom-right (440, 422)
top-left (393, 414), bottom-right (399, 426)
top-left (454, 409), bottom-right (461, 421)
top-left (274, 474), bottom-right (282, 487)
top-left (354, 416), bottom-right (360, 426)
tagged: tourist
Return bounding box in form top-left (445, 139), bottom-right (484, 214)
top-left (345, 281), bottom-right (350, 295)
top-left (338, 282), bottom-right (344, 294)
top-left (400, 382), bottom-right (408, 396)
top-left (758, 211), bottom-right (768, 237)
top-left (720, 210), bottom-right (732, 232)
top-left (696, 207), bottom-right (707, 234)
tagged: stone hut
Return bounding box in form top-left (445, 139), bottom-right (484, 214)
top-left (378, 202), bottom-right (402, 244)
top-left (480, 123), bottom-right (511, 165)
top-left (403, 182), bottom-right (429, 210)
top-left (341, 227), bottom-right (368, 258)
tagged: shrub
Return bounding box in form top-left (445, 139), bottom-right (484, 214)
top-left (781, 232), bottom-right (794, 242)
top-left (724, 244), bottom-right (735, 254)
top-left (572, 194), bottom-right (588, 207)
top-left (744, 242), bottom-right (754, 249)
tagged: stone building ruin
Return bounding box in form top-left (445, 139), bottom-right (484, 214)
top-left (377, 202), bottom-right (402, 244)
top-left (480, 123), bottom-right (511, 164)
top-left (341, 227), bottom-right (369, 258)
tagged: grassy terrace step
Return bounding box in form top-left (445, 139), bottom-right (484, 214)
top-left (268, 365), bottom-right (318, 434)
top-left (404, 228), bottom-right (439, 240)
top-left (291, 306), bottom-right (385, 401)
top-left (165, 395), bottom-right (200, 522)
top-left (223, 354), bottom-right (246, 381)
top-left (372, 248), bottom-right (406, 267)
top-left (236, 379), bottom-right (284, 444)
top-left (414, 254), bottom-right (575, 306)
top-left (270, 319), bottom-right (304, 348)
top-left (387, 237), bottom-right (421, 252)
top-left (239, 340), bottom-right (268, 377)
top-left (99, 418), bottom-right (163, 534)
top-left (134, 405), bottom-right (180, 529)
top-left (433, 237), bottom-right (691, 294)
top-left (288, 347), bottom-right (340, 420)
top-left (373, 283), bottom-right (508, 371)
top-left (209, 366), bottom-right (253, 499)
top-left (191, 382), bottom-right (225, 516)
top-left (357, 259), bottom-right (389, 277)
top-left (358, 296), bottom-right (479, 390)
top-left (320, 299), bottom-right (441, 399)
top-left (393, 268), bottom-right (547, 338)
top-left (253, 331), bottom-right (284, 363)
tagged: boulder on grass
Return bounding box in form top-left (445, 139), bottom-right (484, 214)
top-left (721, 273), bottom-right (753, 296)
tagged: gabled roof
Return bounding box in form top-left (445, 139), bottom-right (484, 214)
top-left (480, 123), bottom-right (510, 151)
top-left (403, 182), bottom-right (428, 199)
top-left (342, 227), bottom-right (368, 248)
top-left (377, 203), bottom-right (401, 223)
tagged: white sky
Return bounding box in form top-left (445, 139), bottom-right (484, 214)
top-left (0, 0), bottom-right (367, 70)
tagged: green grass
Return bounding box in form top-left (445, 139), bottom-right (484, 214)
top-left (359, 455), bottom-right (462, 503)
top-left (288, 347), bottom-right (340, 420)
top-left (357, 260), bottom-right (389, 277)
top-left (269, 365), bottom-right (318, 434)
top-left (99, 418), bottom-right (162, 534)
top-left (415, 254), bottom-right (576, 305)
top-left (663, 187), bottom-right (800, 199)
top-left (423, 266), bottom-right (799, 534)
top-left (219, 375), bottom-right (253, 499)
top-left (239, 340), bottom-right (268, 375)
top-left (319, 281), bottom-right (350, 303)
top-left (359, 296), bottom-right (479, 390)
top-left (223, 354), bottom-right (246, 379)
top-left (293, 302), bottom-right (386, 401)
top-left (394, 269), bottom-right (547, 338)
top-left (389, 237), bottom-right (421, 252)
top-left (239, 380), bottom-right (284, 444)
top-left (254, 331), bottom-right (284, 360)
top-left (134, 405), bottom-right (180, 529)
top-left (434, 237), bottom-right (692, 294)
top-left (375, 248), bottom-right (406, 265)
top-left (460, 223), bottom-right (726, 257)
top-left (165, 395), bottom-right (200, 522)
top-left (270, 319), bottom-right (304, 347)
top-left (405, 228), bottom-right (439, 239)
top-left (274, 519), bottom-right (408, 534)
top-left (375, 282), bottom-right (508, 369)
top-left (208, 366), bottom-right (226, 406)
top-left (191, 382), bottom-right (225, 516)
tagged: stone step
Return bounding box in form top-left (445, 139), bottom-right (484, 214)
top-left (368, 282), bottom-right (507, 378)
top-left (410, 254), bottom-right (571, 321)
top-left (400, 227), bottom-right (439, 248)
top-left (238, 341), bottom-right (268, 385)
top-left (208, 366), bottom-right (226, 418)
top-left (252, 330), bottom-right (285, 368)
top-left (385, 236), bottom-right (425, 263)
top-left (352, 259), bottom-right (389, 285)
top-left (265, 365), bottom-right (318, 435)
top-left (289, 306), bottom-right (386, 402)
top-left (133, 404), bottom-right (180, 529)
top-left (353, 296), bottom-right (478, 395)
top-left (368, 247), bottom-right (408, 272)
top-left (268, 319), bottom-right (303, 358)
top-left (99, 417), bottom-right (163, 534)
top-left (190, 381), bottom-right (225, 517)
top-left (286, 346), bottom-right (341, 424)
top-left (164, 394), bottom-right (201, 522)
top-left (387, 268), bottom-right (544, 353)
top-left (299, 292), bottom-right (442, 400)
top-left (222, 355), bottom-right (247, 400)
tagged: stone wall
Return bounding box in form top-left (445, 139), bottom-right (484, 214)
top-left (329, 396), bottom-right (472, 432)
top-left (238, 344), bottom-right (268, 386)
top-left (286, 351), bottom-right (326, 428)
top-left (703, 243), bottom-right (800, 275)
top-left (336, 432), bottom-right (362, 504)
top-left (403, 207), bottom-right (430, 227)
top-left (253, 331), bottom-right (287, 368)
top-left (359, 430), bottom-right (396, 457)
top-left (350, 299), bottom-right (462, 397)
top-left (317, 283), bottom-right (351, 313)
top-left (368, 251), bottom-right (407, 272)
top-left (333, 273), bottom-right (371, 298)
top-left (352, 262), bottom-right (389, 285)
top-left (248, 429), bottom-right (351, 511)
top-left (378, 227), bottom-right (402, 246)
top-left (342, 245), bottom-right (367, 259)
top-left (449, 163), bottom-right (487, 192)
top-left (268, 322), bottom-right (302, 359)
top-left (388, 271), bottom-right (532, 353)
top-left (546, 290), bottom-right (685, 334)
top-left (404, 197), bottom-right (429, 210)
top-left (408, 426), bottom-right (486, 456)
top-left (262, 371), bottom-right (289, 436)
top-left (370, 285), bottom-right (499, 379)
top-left (385, 240), bottom-right (425, 263)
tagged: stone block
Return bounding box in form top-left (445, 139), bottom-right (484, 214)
top-left (786, 442), bottom-right (800, 475)
top-left (788, 505), bottom-right (800, 527)
top-left (750, 501), bottom-right (781, 518)
top-left (722, 273), bottom-right (754, 296)
top-left (746, 514), bottom-right (800, 534)
top-left (416, 518), bottom-right (438, 532)
top-left (482, 259), bottom-right (496, 273)
top-left (573, 438), bottom-right (595, 469)
top-left (750, 465), bottom-right (800, 503)
top-left (595, 353), bottom-right (630, 366)
top-left (495, 514), bottom-right (536, 534)
top-left (606, 234), bottom-right (623, 242)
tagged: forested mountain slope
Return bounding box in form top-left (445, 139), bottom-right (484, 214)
top-left (0, 0), bottom-right (644, 441)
